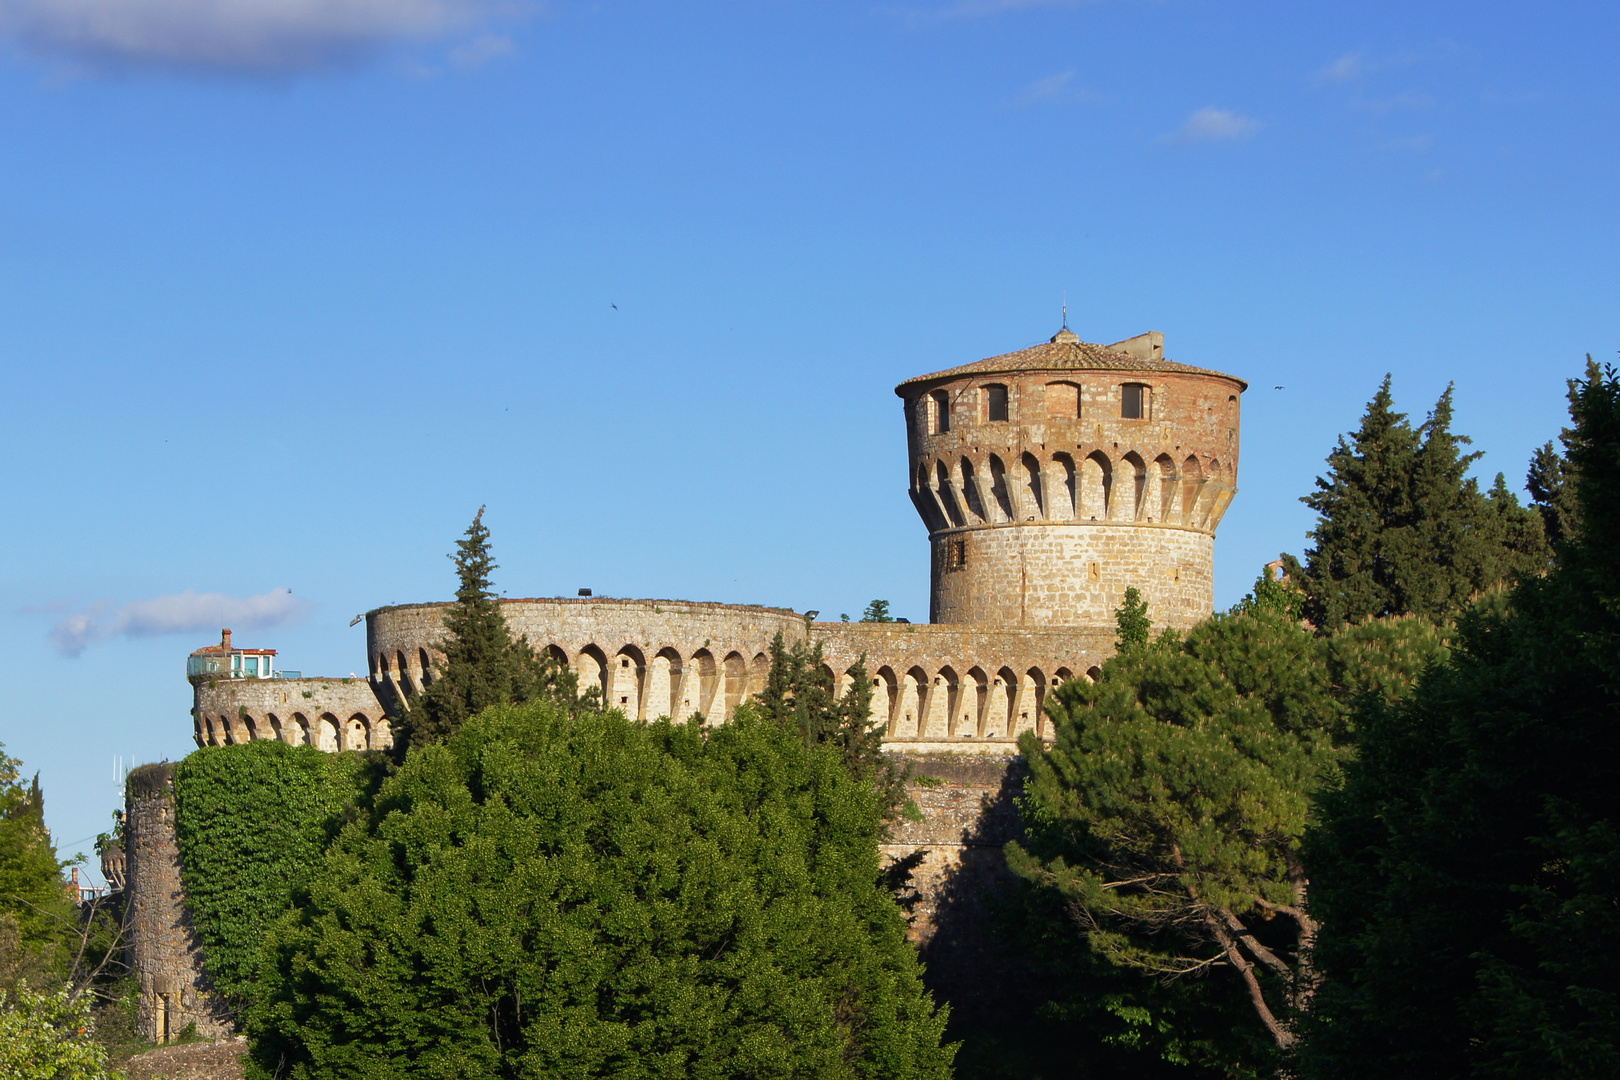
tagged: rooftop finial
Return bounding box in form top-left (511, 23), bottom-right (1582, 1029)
top-left (1062, 290), bottom-right (1068, 330)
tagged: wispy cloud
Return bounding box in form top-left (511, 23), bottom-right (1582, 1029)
top-left (0, 0), bottom-right (522, 74)
top-left (1163, 106), bottom-right (1261, 144)
top-left (49, 587), bottom-right (311, 656)
top-left (1314, 52), bottom-right (1367, 85)
top-left (1002, 69), bottom-right (1101, 108)
top-left (1312, 41), bottom-right (1472, 87)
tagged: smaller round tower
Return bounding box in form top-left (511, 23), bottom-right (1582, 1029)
top-left (896, 327), bottom-right (1246, 629)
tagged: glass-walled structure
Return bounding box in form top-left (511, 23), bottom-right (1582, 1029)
top-left (186, 628), bottom-right (286, 680)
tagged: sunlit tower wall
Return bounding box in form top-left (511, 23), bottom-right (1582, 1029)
top-left (896, 328), bottom-right (1246, 630)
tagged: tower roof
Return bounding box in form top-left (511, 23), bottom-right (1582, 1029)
top-left (894, 328), bottom-right (1248, 394)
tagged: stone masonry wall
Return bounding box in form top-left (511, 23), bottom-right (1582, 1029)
top-left (123, 765), bottom-right (232, 1043)
top-left (883, 753), bottom-right (1032, 1022)
top-left (191, 676), bottom-right (389, 751)
top-left (363, 599), bottom-right (1117, 747)
top-left (928, 523), bottom-right (1214, 629)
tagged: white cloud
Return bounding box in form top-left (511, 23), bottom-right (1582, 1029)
top-left (0, 0), bottom-right (516, 73)
top-left (1165, 106), bottom-right (1260, 144)
top-left (50, 587), bottom-right (311, 656)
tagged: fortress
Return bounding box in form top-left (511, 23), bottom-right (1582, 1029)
top-left (126, 325), bottom-right (1246, 1040)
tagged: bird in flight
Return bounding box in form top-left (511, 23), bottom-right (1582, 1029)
top-left (1274, 385), bottom-right (1285, 390)
top-left (611, 303), bottom-right (618, 310)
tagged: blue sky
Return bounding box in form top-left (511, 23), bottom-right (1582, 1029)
top-left (1, 0), bottom-right (1614, 874)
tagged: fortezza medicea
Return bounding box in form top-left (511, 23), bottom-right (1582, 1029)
top-left (124, 325), bottom-right (1246, 1040)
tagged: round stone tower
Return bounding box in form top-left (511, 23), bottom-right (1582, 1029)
top-left (896, 327), bottom-right (1245, 629)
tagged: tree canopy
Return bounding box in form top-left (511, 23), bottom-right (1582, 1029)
top-left (395, 507), bottom-right (582, 750)
top-left (247, 702), bottom-right (954, 1080)
top-left (1302, 360), bottom-right (1620, 1079)
top-left (753, 632), bottom-right (913, 828)
top-left (1007, 603), bottom-right (1447, 1059)
top-left (1287, 378), bottom-right (1548, 629)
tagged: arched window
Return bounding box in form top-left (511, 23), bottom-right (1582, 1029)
top-left (983, 383), bottom-right (1009, 422)
top-left (1121, 382), bottom-right (1150, 420)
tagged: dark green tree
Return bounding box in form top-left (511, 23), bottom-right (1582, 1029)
top-left (1523, 356), bottom-right (1594, 555)
top-left (753, 632), bottom-right (913, 827)
top-left (395, 508), bottom-right (582, 749)
top-left (1287, 378), bottom-right (1548, 629)
top-left (1006, 607), bottom-right (1447, 1059)
top-left (1303, 360), bottom-right (1620, 1080)
top-left (247, 703), bottom-right (954, 1080)
top-left (1114, 587), bottom-right (1153, 651)
top-left (860, 600), bottom-right (895, 623)
top-left (0, 747), bottom-right (69, 982)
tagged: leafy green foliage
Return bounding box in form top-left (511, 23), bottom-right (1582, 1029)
top-left (1287, 377), bottom-right (1549, 629)
top-left (172, 741), bottom-right (380, 1009)
top-left (0, 746), bottom-right (70, 979)
top-left (0, 982), bottom-right (116, 1080)
top-left (753, 632), bottom-right (915, 827)
top-left (1114, 587), bottom-right (1153, 651)
top-left (860, 600), bottom-right (895, 623)
top-left (396, 507), bottom-right (584, 750)
top-left (1303, 360), bottom-right (1620, 1080)
top-left (247, 703), bottom-right (954, 1080)
top-left (1234, 565), bottom-right (1305, 621)
top-left (1007, 607), bottom-right (1446, 1057)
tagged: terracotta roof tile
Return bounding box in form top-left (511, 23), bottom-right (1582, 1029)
top-left (895, 332), bottom-right (1246, 394)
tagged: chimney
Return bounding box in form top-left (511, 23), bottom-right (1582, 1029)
top-left (221, 628), bottom-right (233, 651)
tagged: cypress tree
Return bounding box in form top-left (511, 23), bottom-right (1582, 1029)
top-left (1303, 359), bottom-right (1620, 1079)
top-left (0, 749), bottom-right (70, 986)
top-left (395, 508), bottom-right (581, 750)
top-left (1289, 378), bottom-right (1547, 629)
top-left (1113, 586), bottom-right (1152, 651)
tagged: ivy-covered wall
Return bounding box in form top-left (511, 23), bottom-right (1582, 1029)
top-left (171, 742), bottom-right (382, 1009)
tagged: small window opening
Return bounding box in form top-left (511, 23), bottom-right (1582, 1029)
top-left (946, 538), bottom-right (967, 571)
top-left (621, 658), bottom-right (629, 667)
top-left (929, 390), bottom-right (950, 434)
top-left (1046, 381), bottom-right (1080, 418)
top-left (985, 384), bottom-right (1009, 422)
top-left (1122, 383), bottom-right (1149, 420)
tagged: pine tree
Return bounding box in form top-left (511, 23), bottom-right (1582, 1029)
top-left (394, 508), bottom-right (580, 750)
top-left (1289, 377), bottom-right (1547, 629)
top-left (1006, 607), bottom-right (1448, 1057)
top-left (860, 600), bottom-right (895, 623)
